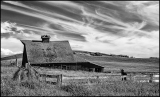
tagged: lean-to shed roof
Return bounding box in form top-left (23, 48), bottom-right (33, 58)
top-left (74, 55), bottom-right (88, 63)
top-left (74, 55), bottom-right (104, 68)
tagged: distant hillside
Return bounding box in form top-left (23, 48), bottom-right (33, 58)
top-left (1, 53), bottom-right (23, 61)
top-left (74, 50), bottom-right (131, 58)
top-left (78, 55), bottom-right (159, 72)
top-left (1, 50), bottom-right (159, 61)
top-left (1, 50), bottom-right (159, 72)
top-left (0, 50), bottom-right (90, 61)
top-left (80, 55), bottom-right (159, 63)
top-left (74, 50), bottom-right (159, 59)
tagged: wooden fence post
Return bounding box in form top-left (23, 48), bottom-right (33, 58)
top-left (149, 74), bottom-right (153, 83)
top-left (41, 74), bottom-right (46, 82)
top-left (16, 58), bottom-right (18, 67)
top-left (57, 75), bottom-right (59, 85)
top-left (18, 73), bottom-right (21, 82)
top-left (129, 74), bottom-right (132, 81)
top-left (60, 74), bottom-right (63, 85)
top-left (57, 74), bottom-right (62, 86)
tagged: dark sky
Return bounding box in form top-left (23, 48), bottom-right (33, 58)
top-left (1, 1), bottom-right (159, 58)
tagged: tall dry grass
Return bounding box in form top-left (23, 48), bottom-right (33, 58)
top-left (60, 83), bottom-right (93, 96)
top-left (1, 76), bottom-right (70, 96)
top-left (1, 63), bottom-right (70, 96)
top-left (1, 73), bottom-right (159, 96)
top-left (60, 80), bottom-right (159, 96)
top-left (1, 64), bottom-right (159, 96)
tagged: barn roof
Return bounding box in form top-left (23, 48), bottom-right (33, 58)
top-left (21, 40), bottom-right (75, 64)
top-left (74, 55), bottom-right (105, 67)
top-left (74, 55), bottom-right (104, 68)
top-left (20, 36), bottom-right (105, 68)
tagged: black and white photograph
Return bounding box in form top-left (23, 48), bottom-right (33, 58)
top-left (1, 1), bottom-right (159, 96)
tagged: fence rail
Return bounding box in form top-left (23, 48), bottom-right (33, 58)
top-left (21, 63), bottom-right (159, 86)
top-left (38, 73), bottom-right (159, 86)
top-left (39, 73), bottom-right (62, 86)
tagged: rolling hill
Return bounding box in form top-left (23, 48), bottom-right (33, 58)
top-left (1, 51), bottom-right (159, 72)
top-left (1, 53), bottom-right (23, 61)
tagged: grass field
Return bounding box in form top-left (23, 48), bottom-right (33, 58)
top-left (1, 65), bottom-right (159, 96)
top-left (78, 55), bottom-right (159, 72)
top-left (1, 53), bottom-right (159, 96)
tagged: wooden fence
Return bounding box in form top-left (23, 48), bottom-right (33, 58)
top-left (28, 63), bottom-right (63, 86)
top-left (39, 74), bottom-right (63, 86)
top-left (17, 62), bottom-right (159, 86)
top-left (37, 73), bottom-right (159, 86)
top-left (63, 74), bottom-right (158, 81)
top-left (15, 62), bottom-right (63, 86)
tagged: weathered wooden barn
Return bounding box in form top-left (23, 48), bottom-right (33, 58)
top-left (21, 35), bottom-right (104, 72)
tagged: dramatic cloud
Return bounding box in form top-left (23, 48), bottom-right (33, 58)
top-left (1, 1), bottom-right (159, 58)
top-left (1, 21), bottom-right (24, 34)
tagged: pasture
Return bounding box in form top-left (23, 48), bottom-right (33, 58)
top-left (78, 55), bottom-right (159, 72)
top-left (1, 54), bottom-right (159, 96)
top-left (1, 54), bottom-right (159, 72)
top-left (1, 64), bottom-right (159, 96)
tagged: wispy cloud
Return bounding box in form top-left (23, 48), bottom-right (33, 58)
top-left (126, 1), bottom-right (159, 26)
top-left (1, 1), bottom-right (159, 58)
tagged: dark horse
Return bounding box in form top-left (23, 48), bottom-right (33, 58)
top-left (120, 69), bottom-right (127, 81)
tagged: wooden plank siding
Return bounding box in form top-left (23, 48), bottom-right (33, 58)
top-left (31, 62), bottom-right (104, 72)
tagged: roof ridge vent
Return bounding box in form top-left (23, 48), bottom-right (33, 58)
top-left (41, 35), bottom-right (50, 42)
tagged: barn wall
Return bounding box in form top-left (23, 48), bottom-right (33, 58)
top-left (31, 62), bottom-right (104, 72)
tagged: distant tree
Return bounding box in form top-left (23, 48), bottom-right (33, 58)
top-left (117, 54), bottom-right (129, 58)
top-left (150, 57), bottom-right (159, 59)
top-left (94, 52), bottom-right (102, 56)
top-left (130, 56), bottom-right (134, 58)
top-left (110, 54), bottom-right (116, 56)
top-left (90, 52), bottom-right (95, 56)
